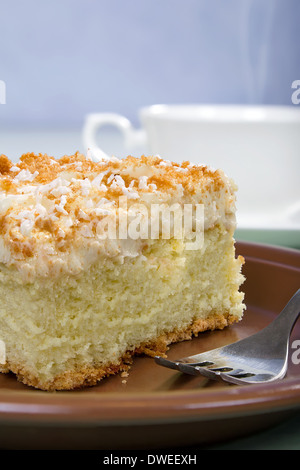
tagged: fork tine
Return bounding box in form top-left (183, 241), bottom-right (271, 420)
top-left (177, 363), bottom-right (203, 376)
top-left (154, 356), bottom-right (220, 380)
top-left (220, 372), bottom-right (278, 385)
top-left (180, 363), bottom-right (218, 380)
top-left (155, 356), bottom-right (220, 380)
top-left (154, 356), bottom-right (181, 371)
top-left (174, 351), bottom-right (220, 365)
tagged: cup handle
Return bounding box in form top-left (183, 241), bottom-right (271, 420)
top-left (82, 113), bottom-right (147, 161)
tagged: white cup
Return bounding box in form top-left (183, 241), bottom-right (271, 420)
top-left (83, 104), bottom-right (300, 225)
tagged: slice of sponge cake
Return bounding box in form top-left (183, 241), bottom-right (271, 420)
top-left (0, 152), bottom-right (245, 390)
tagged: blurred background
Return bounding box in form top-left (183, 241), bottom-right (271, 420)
top-left (0, 0), bottom-right (299, 246)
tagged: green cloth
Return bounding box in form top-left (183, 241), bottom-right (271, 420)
top-left (235, 229), bottom-right (300, 250)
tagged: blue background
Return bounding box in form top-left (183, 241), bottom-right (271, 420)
top-left (0, 0), bottom-right (299, 129)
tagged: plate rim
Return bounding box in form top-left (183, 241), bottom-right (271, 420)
top-left (1, 376), bottom-right (300, 426)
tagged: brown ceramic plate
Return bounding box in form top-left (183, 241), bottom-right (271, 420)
top-left (0, 241), bottom-right (300, 450)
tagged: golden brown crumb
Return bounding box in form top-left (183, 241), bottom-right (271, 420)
top-left (0, 155), bottom-right (12, 174)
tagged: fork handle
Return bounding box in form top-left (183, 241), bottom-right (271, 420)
top-left (271, 289), bottom-right (300, 336)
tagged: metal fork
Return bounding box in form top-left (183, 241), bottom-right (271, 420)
top-left (155, 289), bottom-right (300, 385)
